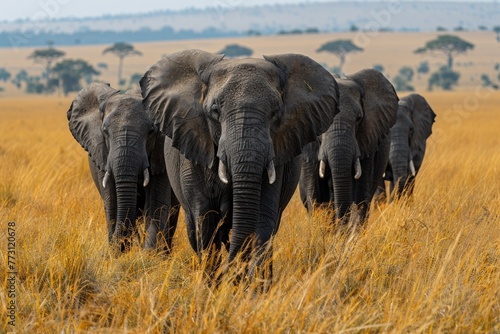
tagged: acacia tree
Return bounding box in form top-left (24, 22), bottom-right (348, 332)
top-left (27, 47), bottom-right (65, 92)
top-left (494, 26), bottom-right (500, 42)
top-left (414, 35), bottom-right (474, 70)
top-left (53, 59), bottom-right (100, 96)
top-left (218, 44), bottom-right (253, 58)
top-left (316, 39), bottom-right (363, 75)
top-left (103, 42), bottom-right (142, 86)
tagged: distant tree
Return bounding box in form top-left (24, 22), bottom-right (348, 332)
top-left (392, 75), bottom-right (414, 92)
top-left (454, 26), bottom-right (465, 32)
top-left (478, 25), bottom-right (488, 31)
top-left (53, 59), bottom-right (100, 96)
top-left (12, 70), bottom-right (28, 89)
top-left (480, 74), bottom-right (493, 86)
top-left (373, 64), bottom-right (384, 73)
top-left (0, 68), bottom-right (11, 82)
top-left (399, 66), bottom-right (415, 82)
top-left (317, 39), bottom-right (363, 75)
top-left (428, 66), bottom-right (460, 91)
top-left (480, 74), bottom-right (499, 89)
top-left (129, 72), bottom-right (143, 88)
top-left (414, 35), bottom-right (474, 70)
top-left (417, 61), bottom-right (430, 77)
top-left (25, 76), bottom-right (45, 94)
top-left (247, 29), bottom-right (261, 36)
top-left (436, 26), bottom-right (447, 32)
top-left (102, 42), bottom-right (142, 86)
top-left (330, 66), bottom-right (341, 76)
top-left (350, 24), bottom-right (359, 32)
top-left (97, 62), bottom-right (108, 70)
top-left (218, 44), bottom-right (253, 58)
top-left (494, 26), bottom-right (500, 42)
top-left (27, 47), bottom-right (65, 93)
top-left (305, 27), bottom-right (319, 34)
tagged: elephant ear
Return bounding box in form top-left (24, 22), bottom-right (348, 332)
top-left (405, 93), bottom-right (436, 166)
top-left (67, 82), bottom-right (120, 171)
top-left (140, 49), bottom-right (224, 167)
top-left (348, 69), bottom-right (399, 158)
top-left (264, 54), bottom-right (339, 165)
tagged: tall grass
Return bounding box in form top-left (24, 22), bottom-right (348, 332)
top-left (0, 93), bottom-right (499, 333)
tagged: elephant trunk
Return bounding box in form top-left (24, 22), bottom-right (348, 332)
top-left (330, 118), bottom-right (358, 221)
top-left (114, 180), bottom-right (138, 251)
top-left (108, 144), bottom-right (148, 252)
top-left (222, 114), bottom-right (273, 265)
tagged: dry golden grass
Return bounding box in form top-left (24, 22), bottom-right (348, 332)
top-left (0, 91), bottom-right (499, 333)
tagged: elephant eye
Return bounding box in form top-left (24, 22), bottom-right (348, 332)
top-left (102, 123), bottom-right (110, 136)
top-left (210, 103), bottom-right (220, 119)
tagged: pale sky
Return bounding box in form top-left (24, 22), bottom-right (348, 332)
top-left (0, 0), bottom-right (494, 22)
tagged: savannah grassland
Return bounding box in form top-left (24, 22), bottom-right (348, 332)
top-left (0, 32), bottom-right (500, 333)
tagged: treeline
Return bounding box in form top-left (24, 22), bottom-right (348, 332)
top-left (1, 26), bottom-right (243, 48)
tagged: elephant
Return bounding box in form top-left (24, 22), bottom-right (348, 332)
top-left (299, 69), bottom-right (399, 222)
top-left (384, 93), bottom-right (436, 198)
top-left (67, 82), bottom-right (179, 253)
top-left (140, 49), bottom-right (339, 285)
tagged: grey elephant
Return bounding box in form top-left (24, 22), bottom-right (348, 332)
top-left (384, 93), bottom-right (436, 198)
top-left (299, 69), bottom-right (398, 222)
top-left (140, 49), bottom-right (339, 285)
top-left (67, 82), bottom-right (178, 253)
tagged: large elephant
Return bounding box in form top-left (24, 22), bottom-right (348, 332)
top-left (67, 83), bottom-right (178, 253)
top-left (299, 69), bottom-right (398, 222)
top-left (384, 93), bottom-right (436, 198)
top-left (140, 49), bottom-right (339, 284)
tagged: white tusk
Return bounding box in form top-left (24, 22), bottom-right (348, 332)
top-left (267, 160), bottom-right (276, 184)
top-left (319, 160), bottom-right (326, 179)
top-left (409, 160), bottom-right (416, 177)
top-left (143, 168), bottom-right (150, 187)
top-left (102, 170), bottom-right (110, 188)
top-left (354, 158), bottom-right (362, 179)
top-left (218, 160), bottom-right (229, 184)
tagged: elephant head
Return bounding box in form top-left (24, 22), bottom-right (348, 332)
top-left (319, 69), bottom-right (398, 220)
top-left (67, 82), bottom-right (157, 251)
top-left (387, 93), bottom-right (436, 197)
top-left (141, 49), bottom-right (338, 264)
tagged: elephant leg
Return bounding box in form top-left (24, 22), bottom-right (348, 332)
top-left (144, 174), bottom-right (179, 254)
top-left (371, 136), bottom-right (390, 205)
top-left (354, 157), bottom-right (374, 222)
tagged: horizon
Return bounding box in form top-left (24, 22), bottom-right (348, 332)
top-left (0, 0), bottom-right (495, 23)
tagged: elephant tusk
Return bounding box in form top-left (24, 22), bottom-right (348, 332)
top-left (354, 158), bottom-right (362, 179)
top-left (267, 160), bottom-right (276, 184)
top-left (218, 160), bottom-right (229, 184)
top-left (319, 160), bottom-right (326, 179)
top-left (102, 170), bottom-right (110, 188)
top-left (143, 168), bottom-right (150, 187)
top-left (409, 160), bottom-right (416, 177)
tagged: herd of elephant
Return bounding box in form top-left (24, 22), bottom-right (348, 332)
top-left (67, 49), bottom-right (436, 287)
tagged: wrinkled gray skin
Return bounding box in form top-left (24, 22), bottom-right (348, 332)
top-left (68, 83), bottom-right (179, 253)
top-left (384, 93), bottom-right (436, 198)
top-left (141, 49), bottom-right (339, 286)
top-left (299, 69), bottom-right (398, 222)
